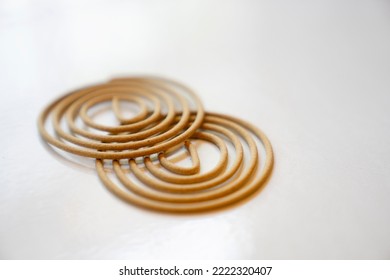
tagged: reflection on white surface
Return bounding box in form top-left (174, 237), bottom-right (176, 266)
top-left (1, 0), bottom-right (390, 259)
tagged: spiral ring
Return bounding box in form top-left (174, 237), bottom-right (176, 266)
top-left (38, 77), bottom-right (204, 159)
top-left (96, 112), bottom-right (273, 213)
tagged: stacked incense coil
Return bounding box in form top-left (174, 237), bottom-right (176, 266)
top-left (38, 77), bottom-right (273, 213)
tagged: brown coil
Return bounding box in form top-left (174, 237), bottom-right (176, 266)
top-left (38, 76), bottom-right (274, 213)
top-left (38, 77), bottom-right (205, 159)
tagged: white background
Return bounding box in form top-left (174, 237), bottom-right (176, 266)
top-left (1, 0), bottom-right (390, 259)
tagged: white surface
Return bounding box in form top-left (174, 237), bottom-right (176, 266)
top-left (1, 0), bottom-right (390, 259)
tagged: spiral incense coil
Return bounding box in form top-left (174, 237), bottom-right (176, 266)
top-left (96, 112), bottom-right (273, 213)
top-left (38, 77), bottom-right (274, 213)
top-left (38, 77), bottom-right (205, 159)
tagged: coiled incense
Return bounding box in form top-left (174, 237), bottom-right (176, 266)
top-left (38, 77), bottom-right (274, 213)
top-left (38, 77), bottom-right (205, 159)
